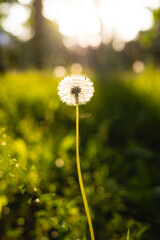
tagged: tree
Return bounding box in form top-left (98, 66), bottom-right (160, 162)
top-left (32, 0), bottom-right (44, 68)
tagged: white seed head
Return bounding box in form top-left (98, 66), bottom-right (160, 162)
top-left (58, 75), bottom-right (94, 106)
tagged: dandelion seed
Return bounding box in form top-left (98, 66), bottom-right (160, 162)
top-left (57, 75), bottom-right (94, 106)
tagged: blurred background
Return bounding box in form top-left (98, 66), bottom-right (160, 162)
top-left (0, 0), bottom-right (160, 239)
top-left (1, 0), bottom-right (160, 72)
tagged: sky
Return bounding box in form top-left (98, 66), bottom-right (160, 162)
top-left (1, 0), bottom-right (160, 49)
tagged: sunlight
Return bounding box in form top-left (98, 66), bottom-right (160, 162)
top-left (1, 0), bottom-right (160, 46)
top-left (58, 0), bottom-right (100, 36)
top-left (17, 0), bottom-right (32, 5)
top-left (98, 0), bottom-right (153, 41)
top-left (43, 0), bottom-right (158, 47)
top-left (43, 0), bottom-right (101, 48)
top-left (1, 3), bottom-right (32, 41)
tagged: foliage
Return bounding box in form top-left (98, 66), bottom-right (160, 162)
top-left (0, 68), bottom-right (159, 239)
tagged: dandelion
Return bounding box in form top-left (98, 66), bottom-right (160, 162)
top-left (58, 75), bottom-right (94, 106)
top-left (58, 75), bottom-right (95, 240)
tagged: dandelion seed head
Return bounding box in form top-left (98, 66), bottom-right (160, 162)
top-left (58, 75), bottom-right (94, 106)
top-left (71, 86), bottom-right (81, 96)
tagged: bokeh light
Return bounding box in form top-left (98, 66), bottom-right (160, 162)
top-left (133, 60), bottom-right (145, 73)
top-left (17, 0), bottom-right (32, 5)
top-left (1, 3), bottom-right (32, 41)
top-left (70, 63), bottom-right (83, 74)
top-left (1, 0), bottom-right (159, 46)
top-left (53, 66), bottom-right (66, 78)
top-left (55, 158), bottom-right (64, 168)
top-left (112, 39), bottom-right (125, 52)
top-left (98, 0), bottom-right (153, 42)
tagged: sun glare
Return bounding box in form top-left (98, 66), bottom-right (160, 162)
top-left (1, 3), bottom-right (32, 41)
top-left (99, 0), bottom-right (153, 42)
top-left (1, 0), bottom-right (160, 46)
top-left (43, 0), bottom-right (101, 48)
top-left (17, 0), bottom-right (32, 5)
top-left (43, 0), bottom-right (158, 47)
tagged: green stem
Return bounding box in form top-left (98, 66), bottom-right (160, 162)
top-left (76, 103), bottom-right (95, 240)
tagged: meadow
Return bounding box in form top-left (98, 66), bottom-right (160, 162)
top-left (0, 68), bottom-right (160, 240)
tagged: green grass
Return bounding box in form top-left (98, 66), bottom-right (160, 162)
top-left (0, 68), bottom-right (160, 239)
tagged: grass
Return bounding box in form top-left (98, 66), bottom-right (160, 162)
top-left (0, 67), bottom-right (160, 239)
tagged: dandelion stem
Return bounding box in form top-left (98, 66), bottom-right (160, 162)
top-left (76, 103), bottom-right (95, 240)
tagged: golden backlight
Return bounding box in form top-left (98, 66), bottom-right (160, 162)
top-left (1, 0), bottom-right (160, 47)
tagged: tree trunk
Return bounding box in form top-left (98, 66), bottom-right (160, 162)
top-left (33, 0), bottom-right (44, 68)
